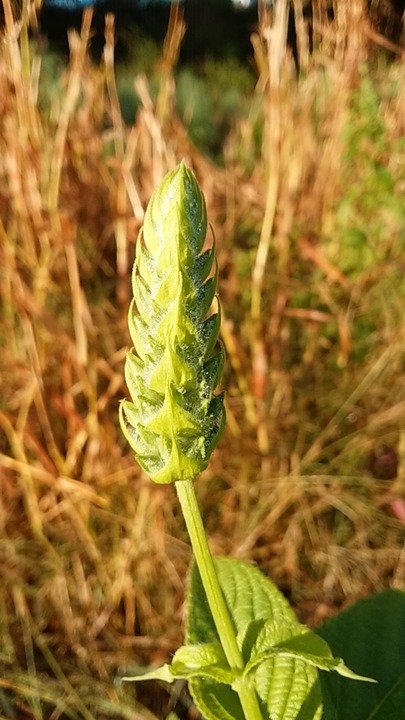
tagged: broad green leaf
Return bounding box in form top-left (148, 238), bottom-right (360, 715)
top-left (253, 658), bottom-right (321, 720)
top-left (271, 630), bottom-right (376, 681)
top-left (368, 671), bottom-right (405, 720)
top-left (187, 556), bottom-right (299, 649)
top-left (316, 589), bottom-right (405, 720)
top-left (245, 626), bottom-right (375, 682)
top-left (246, 621), bottom-right (322, 720)
top-left (189, 679), bottom-right (245, 720)
top-left (187, 557), bottom-right (322, 720)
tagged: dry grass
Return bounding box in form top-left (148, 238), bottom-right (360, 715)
top-left (0, 0), bottom-right (404, 717)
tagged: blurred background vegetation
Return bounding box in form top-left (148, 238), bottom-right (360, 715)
top-left (0, 0), bottom-right (404, 718)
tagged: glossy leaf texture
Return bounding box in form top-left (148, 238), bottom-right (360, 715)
top-left (316, 589), bottom-right (405, 720)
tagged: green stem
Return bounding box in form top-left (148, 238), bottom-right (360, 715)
top-left (175, 478), bottom-right (263, 720)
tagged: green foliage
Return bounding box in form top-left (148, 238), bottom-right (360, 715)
top-left (120, 163), bottom-right (226, 483)
top-left (119, 163), bottom-right (378, 720)
top-left (327, 68), bottom-right (404, 278)
top-left (122, 556), bottom-right (373, 719)
top-left (324, 67), bottom-right (405, 367)
top-left (176, 69), bottom-right (218, 151)
top-left (2, 3), bottom-right (404, 718)
top-left (116, 37), bottom-right (161, 123)
top-left (187, 557), bottom-right (322, 720)
top-left (186, 558), bottom-right (373, 720)
top-left (35, 46), bottom-right (66, 112)
top-left (176, 59), bottom-right (255, 158)
top-left (316, 590), bottom-right (405, 720)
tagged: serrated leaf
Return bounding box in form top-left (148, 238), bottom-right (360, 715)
top-left (272, 631), bottom-right (376, 681)
top-left (187, 557), bottom-right (322, 720)
top-left (245, 627), bottom-right (376, 682)
top-left (245, 623), bottom-right (317, 674)
top-left (253, 657), bottom-right (321, 720)
top-left (188, 679), bottom-right (245, 720)
top-left (187, 557), bottom-right (298, 649)
top-left (247, 622), bottom-right (322, 720)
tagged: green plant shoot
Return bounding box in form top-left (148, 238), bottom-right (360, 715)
top-left (119, 161), bottom-right (225, 484)
top-left (119, 162), bottom-right (375, 720)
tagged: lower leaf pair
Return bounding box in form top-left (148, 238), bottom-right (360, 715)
top-left (121, 556), bottom-right (373, 720)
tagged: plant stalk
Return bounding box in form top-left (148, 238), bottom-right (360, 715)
top-left (175, 478), bottom-right (263, 720)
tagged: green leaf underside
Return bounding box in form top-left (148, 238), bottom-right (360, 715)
top-left (120, 162), bottom-right (226, 484)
